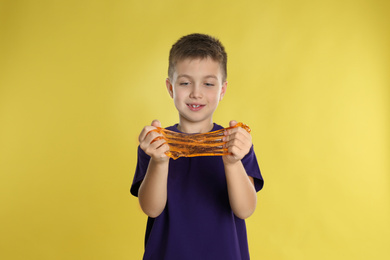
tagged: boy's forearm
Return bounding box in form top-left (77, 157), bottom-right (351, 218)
top-left (224, 161), bottom-right (257, 219)
top-left (138, 159), bottom-right (169, 218)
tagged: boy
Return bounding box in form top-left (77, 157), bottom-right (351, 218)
top-left (131, 33), bottom-right (264, 260)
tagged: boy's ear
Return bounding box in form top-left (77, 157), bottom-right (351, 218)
top-left (220, 81), bottom-right (227, 101)
top-left (166, 78), bottom-right (174, 98)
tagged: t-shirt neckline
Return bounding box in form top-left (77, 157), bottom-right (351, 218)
top-left (172, 123), bottom-right (218, 134)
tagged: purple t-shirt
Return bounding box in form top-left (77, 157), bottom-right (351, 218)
top-left (131, 123), bottom-right (264, 260)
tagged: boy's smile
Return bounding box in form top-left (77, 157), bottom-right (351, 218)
top-left (187, 103), bottom-right (205, 111)
top-left (166, 57), bottom-right (227, 133)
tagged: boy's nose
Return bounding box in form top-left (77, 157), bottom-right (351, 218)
top-left (189, 85), bottom-right (202, 98)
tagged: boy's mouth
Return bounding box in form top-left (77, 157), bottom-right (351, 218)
top-left (187, 103), bottom-right (205, 111)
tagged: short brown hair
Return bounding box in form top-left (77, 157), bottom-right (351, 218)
top-left (168, 33), bottom-right (227, 81)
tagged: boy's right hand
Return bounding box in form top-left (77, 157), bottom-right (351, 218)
top-left (139, 120), bottom-right (170, 163)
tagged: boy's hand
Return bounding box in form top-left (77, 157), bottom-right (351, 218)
top-left (222, 120), bottom-right (252, 165)
top-left (139, 120), bottom-right (170, 163)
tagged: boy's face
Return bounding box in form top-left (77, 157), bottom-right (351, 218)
top-left (166, 57), bottom-right (227, 131)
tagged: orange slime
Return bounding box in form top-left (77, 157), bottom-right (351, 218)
top-left (149, 122), bottom-right (251, 160)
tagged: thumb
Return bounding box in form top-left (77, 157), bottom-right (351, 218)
top-left (229, 120), bottom-right (238, 127)
top-left (151, 119), bottom-right (161, 128)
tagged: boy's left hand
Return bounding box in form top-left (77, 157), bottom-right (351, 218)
top-left (222, 120), bottom-right (252, 165)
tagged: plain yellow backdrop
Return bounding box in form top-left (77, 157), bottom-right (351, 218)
top-left (0, 0), bottom-right (389, 259)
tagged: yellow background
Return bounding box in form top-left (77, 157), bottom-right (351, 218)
top-left (0, 0), bottom-right (389, 259)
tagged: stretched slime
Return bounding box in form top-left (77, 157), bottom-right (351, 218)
top-left (148, 122), bottom-right (251, 160)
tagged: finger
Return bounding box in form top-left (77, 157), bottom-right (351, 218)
top-left (140, 130), bottom-right (160, 150)
top-left (145, 138), bottom-right (168, 154)
top-left (229, 120), bottom-right (238, 127)
top-left (224, 125), bottom-right (239, 137)
top-left (156, 141), bottom-right (170, 152)
top-left (138, 127), bottom-right (151, 143)
top-left (153, 142), bottom-right (171, 159)
top-left (149, 138), bottom-right (168, 150)
top-left (151, 119), bottom-right (161, 128)
top-left (144, 130), bottom-right (163, 146)
top-left (232, 127), bottom-right (252, 142)
top-left (150, 135), bottom-right (165, 144)
top-left (224, 129), bottom-right (251, 144)
top-left (224, 132), bottom-right (252, 156)
top-left (225, 138), bottom-right (244, 150)
top-left (139, 126), bottom-right (157, 143)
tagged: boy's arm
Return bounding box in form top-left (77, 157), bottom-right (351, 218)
top-left (224, 162), bottom-right (257, 219)
top-left (137, 120), bottom-right (170, 218)
top-left (223, 121), bottom-right (257, 219)
top-left (138, 159), bottom-right (169, 218)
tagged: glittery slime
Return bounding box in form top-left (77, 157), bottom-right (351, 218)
top-left (148, 122), bottom-right (251, 160)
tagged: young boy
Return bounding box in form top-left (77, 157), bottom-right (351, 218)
top-left (131, 33), bottom-right (264, 260)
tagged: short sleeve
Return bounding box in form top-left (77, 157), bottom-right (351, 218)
top-left (241, 145), bottom-right (264, 192)
top-left (130, 145), bottom-right (151, 197)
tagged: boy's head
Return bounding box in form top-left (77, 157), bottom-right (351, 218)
top-left (168, 33), bottom-right (227, 82)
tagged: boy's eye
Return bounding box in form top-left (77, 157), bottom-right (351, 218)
top-left (204, 83), bottom-right (215, 87)
top-left (179, 82), bottom-right (190, 86)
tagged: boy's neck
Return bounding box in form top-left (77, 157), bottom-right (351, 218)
top-left (177, 120), bottom-right (214, 134)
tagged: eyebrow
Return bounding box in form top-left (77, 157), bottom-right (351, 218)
top-left (177, 74), bottom-right (218, 80)
top-left (177, 74), bottom-right (192, 79)
top-left (204, 75), bottom-right (219, 80)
